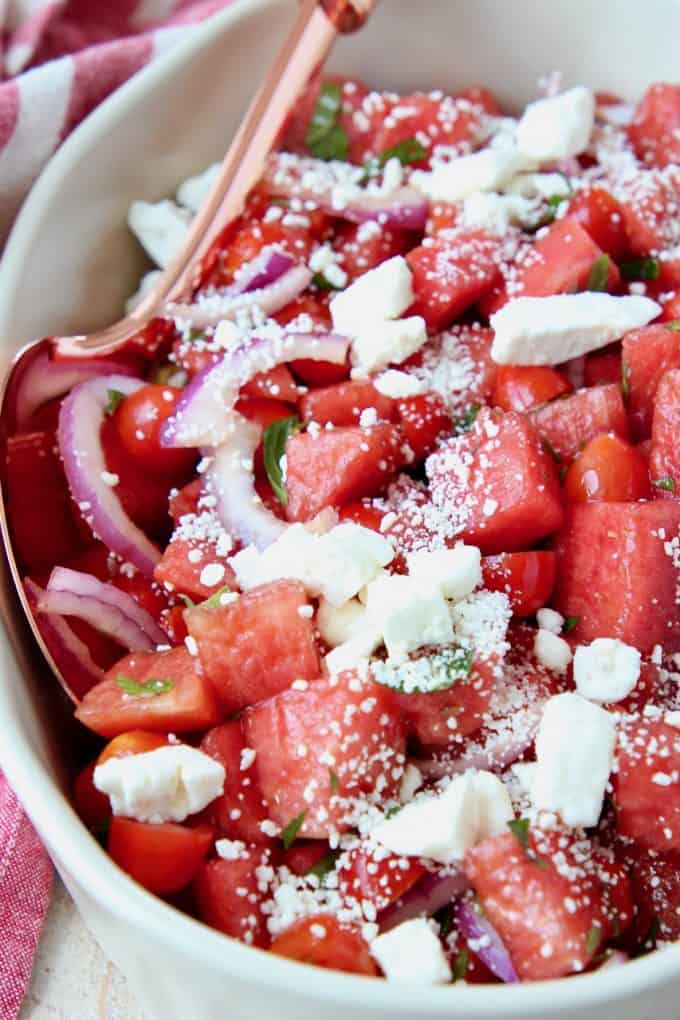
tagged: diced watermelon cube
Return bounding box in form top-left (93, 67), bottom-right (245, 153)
top-left (194, 850), bottom-right (275, 947)
top-left (405, 324), bottom-right (498, 419)
top-left (241, 364), bottom-right (298, 403)
top-left (299, 380), bottom-right (396, 427)
top-left (368, 92), bottom-right (491, 162)
top-left (335, 222), bottom-right (411, 283)
top-left (650, 368), bottom-right (680, 495)
top-left (530, 383), bottom-right (629, 461)
top-left (629, 850), bottom-right (680, 944)
top-left (623, 324), bottom-right (680, 438)
top-left (338, 844), bottom-right (426, 913)
top-left (200, 721), bottom-right (274, 845)
top-left (169, 479), bottom-right (202, 524)
top-left (628, 83), bottom-right (680, 169)
top-left (553, 501), bottom-right (680, 653)
top-left (618, 167), bottom-right (680, 256)
top-left (395, 392), bottom-right (453, 462)
top-left (615, 718), bottom-right (680, 853)
top-left (186, 580), bottom-right (320, 712)
top-left (511, 218), bottom-right (621, 298)
top-left (427, 409), bottom-right (564, 555)
top-left (244, 672), bottom-right (406, 838)
top-left (154, 535), bottom-right (236, 604)
top-left (584, 344), bottom-right (622, 387)
top-left (285, 424), bottom-right (403, 522)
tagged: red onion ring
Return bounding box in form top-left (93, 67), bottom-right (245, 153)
top-left (160, 331), bottom-right (350, 449)
top-left (39, 567), bottom-right (167, 652)
top-left (415, 730), bottom-right (535, 781)
top-left (231, 246), bottom-right (296, 295)
top-left (58, 375), bottom-right (162, 575)
top-left (24, 577), bottom-right (104, 701)
top-left (456, 898), bottom-right (519, 983)
top-left (165, 264), bottom-right (313, 328)
top-left (379, 868), bottom-right (469, 933)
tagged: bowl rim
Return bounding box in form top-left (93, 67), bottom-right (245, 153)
top-left (0, 0), bottom-right (678, 1012)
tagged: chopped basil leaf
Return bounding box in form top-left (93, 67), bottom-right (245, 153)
top-left (329, 769), bottom-right (340, 793)
top-left (372, 646), bottom-right (474, 695)
top-left (306, 83), bottom-right (349, 162)
top-left (586, 925), bottom-right (602, 955)
top-left (546, 193), bottom-right (566, 210)
top-left (115, 675), bottom-right (174, 697)
top-left (653, 476), bottom-right (676, 492)
top-left (619, 257), bottom-right (660, 282)
top-left (306, 849), bottom-right (340, 881)
top-left (586, 254), bottom-right (610, 292)
top-left (666, 320), bottom-right (680, 331)
top-left (452, 948), bottom-right (469, 982)
top-left (454, 404), bottom-right (480, 435)
top-left (179, 594), bottom-right (195, 609)
top-left (281, 811), bottom-right (307, 850)
top-left (562, 615), bottom-right (580, 632)
top-left (262, 415), bottom-right (303, 506)
top-left (507, 817), bottom-right (530, 851)
top-left (312, 272), bottom-right (342, 292)
top-left (153, 364), bottom-right (182, 386)
top-left (621, 358), bottom-right (631, 401)
top-left (105, 389), bottom-right (125, 416)
top-left (200, 585), bottom-right (233, 609)
top-left (360, 136), bottom-right (428, 182)
top-left (384, 804), bottom-right (402, 820)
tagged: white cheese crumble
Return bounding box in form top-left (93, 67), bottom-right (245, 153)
top-left (364, 573), bottom-right (454, 661)
top-left (317, 597), bottom-right (368, 648)
top-left (351, 316), bottom-right (428, 375)
top-left (330, 256), bottom-right (414, 336)
top-left (573, 638), bottom-right (641, 703)
top-left (410, 142), bottom-right (529, 203)
top-left (516, 86), bottom-right (595, 162)
top-left (536, 608), bottom-right (565, 635)
top-left (127, 199), bottom-right (191, 268)
top-left (371, 919), bottom-right (452, 984)
top-left (405, 544), bottom-right (482, 602)
top-left (93, 745), bottom-right (225, 824)
top-left (534, 629), bottom-right (573, 673)
top-left (373, 370), bottom-right (427, 398)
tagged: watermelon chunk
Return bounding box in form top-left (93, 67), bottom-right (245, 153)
top-left (650, 368), bottom-right (680, 495)
top-left (615, 719), bottom-right (680, 853)
top-left (195, 851), bottom-right (274, 947)
top-left (299, 380), bottom-right (396, 427)
top-left (530, 383), bottom-right (629, 461)
top-left (623, 324), bottom-right (680, 439)
top-left (617, 167), bottom-right (680, 257)
top-left (200, 721), bottom-right (274, 845)
top-left (154, 534), bottom-right (236, 603)
top-left (628, 83), bottom-right (680, 169)
top-left (186, 580), bottom-right (320, 712)
top-left (244, 672), bottom-right (406, 838)
top-left (553, 501), bottom-right (680, 653)
top-left (512, 218), bottom-right (621, 298)
top-left (407, 231), bottom-right (501, 332)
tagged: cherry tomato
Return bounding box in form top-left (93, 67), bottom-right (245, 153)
top-left (97, 730), bottom-right (169, 766)
top-left (73, 761), bottom-right (112, 832)
top-left (482, 551), bottom-right (557, 616)
top-left (108, 817), bottom-right (213, 895)
top-left (270, 915), bottom-right (379, 976)
top-left (112, 385), bottom-right (196, 478)
top-left (567, 187), bottom-right (629, 262)
top-left (492, 365), bottom-right (572, 413)
top-left (564, 434), bottom-right (652, 502)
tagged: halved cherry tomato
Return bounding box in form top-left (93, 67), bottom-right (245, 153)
top-left (112, 385), bottom-right (196, 478)
top-left (73, 762), bottom-right (112, 832)
top-left (270, 915), bottom-right (379, 975)
top-left (567, 187), bottom-right (630, 261)
top-left (564, 434), bottom-right (652, 502)
top-left (482, 551), bottom-right (557, 616)
top-left (108, 817), bottom-right (213, 895)
top-left (97, 730), bottom-right (169, 766)
top-left (241, 365), bottom-right (299, 403)
top-left (492, 366), bottom-right (573, 413)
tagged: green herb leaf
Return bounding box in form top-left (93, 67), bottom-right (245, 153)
top-left (586, 925), bottom-right (602, 955)
top-left (452, 948), bottom-right (469, 982)
top-left (454, 404), bottom-right (480, 435)
top-left (619, 257), bottom-right (660, 282)
top-left (262, 415), bottom-right (303, 506)
top-left (360, 136), bottom-right (428, 182)
top-left (105, 389), bottom-right (125, 416)
top-left (562, 615), bottom-right (580, 632)
top-left (653, 476), bottom-right (676, 492)
top-left (621, 358), bottom-right (631, 401)
top-left (546, 193), bottom-right (566, 210)
top-left (507, 817), bottom-right (530, 851)
top-left (306, 83), bottom-right (349, 162)
top-left (328, 769), bottom-right (340, 793)
top-left (384, 804), bottom-right (402, 820)
top-left (586, 254), bottom-right (610, 292)
top-left (312, 272), bottom-right (342, 292)
top-left (281, 811), bottom-right (307, 851)
top-left (179, 594), bottom-right (195, 609)
top-left (200, 585), bottom-right (233, 609)
top-left (115, 675), bottom-right (174, 697)
top-left (666, 320), bottom-right (680, 331)
top-left (372, 646), bottom-right (474, 695)
top-left (306, 849), bottom-right (340, 881)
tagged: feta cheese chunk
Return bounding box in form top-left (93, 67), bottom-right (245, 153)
top-left (516, 87), bottom-right (595, 162)
top-left (406, 544), bottom-right (482, 602)
top-left (317, 597), bottom-right (367, 647)
top-left (536, 608), bottom-right (565, 634)
top-left (490, 293), bottom-right (660, 365)
top-left (532, 693), bottom-right (616, 828)
top-left (330, 256), bottom-right (414, 335)
top-left (460, 191), bottom-right (541, 234)
top-left (128, 199), bottom-right (191, 268)
top-left (352, 316), bottom-right (428, 375)
top-left (371, 770), bottom-right (513, 863)
top-left (94, 745), bottom-right (225, 824)
top-left (371, 919), bottom-right (451, 984)
top-left (534, 629), bottom-right (573, 673)
top-left (373, 370), bottom-right (427, 398)
top-left (176, 163), bottom-right (220, 212)
top-left (504, 171), bottom-right (573, 200)
top-left (410, 144), bottom-right (529, 203)
top-left (365, 573), bottom-right (453, 661)
top-left (573, 638), bottom-right (641, 703)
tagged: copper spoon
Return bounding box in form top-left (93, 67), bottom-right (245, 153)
top-left (0, 0), bottom-right (377, 701)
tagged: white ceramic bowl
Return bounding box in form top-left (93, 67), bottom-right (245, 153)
top-left (0, 2), bottom-right (679, 1017)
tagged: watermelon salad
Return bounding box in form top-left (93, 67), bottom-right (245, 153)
top-left (8, 74), bottom-right (680, 986)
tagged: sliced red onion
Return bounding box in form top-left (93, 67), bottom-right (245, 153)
top-left (456, 898), bottom-right (519, 984)
top-left (39, 567), bottom-right (166, 652)
top-left (7, 341), bottom-right (137, 431)
top-left (264, 153), bottom-right (429, 231)
top-left (415, 732), bottom-right (534, 780)
top-left (160, 331), bottom-right (349, 449)
top-left (379, 869), bottom-right (469, 933)
top-left (206, 415), bottom-right (287, 550)
top-left (164, 264), bottom-right (313, 328)
top-left (233, 246), bottom-right (296, 295)
top-left (24, 577), bottom-right (103, 702)
top-left (58, 375), bottom-right (161, 575)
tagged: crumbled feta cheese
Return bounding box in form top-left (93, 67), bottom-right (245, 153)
top-left (317, 597), bottom-right (368, 648)
top-left (215, 838), bottom-right (248, 861)
top-left (460, 191), bottom-right (540, 234)
top-left (504, 171), bottom-right (573, 200)
top-left (364, 573), bottom-right (453, 661)
top-left (128, 199), bottom-right (191, 268)
top-left (490, 293), bottom-right (660, 365)
top-left (373, 370), bottom-right (427, 398)
top-left (534, 629), bottom-right (573, 673)
top-left (330, 256), bottom-right (414, 335)
top-left (400, 764), bottom-right (423, 804)
top-left (516, 87), bottom-right (595, 162)
top-left (176, 163), bottom-right (220, 212)
top-left (665, 710), bottom-right (680, 729)
top-left (573, 638), bottom-right (641, 703)
top-left (532, 693), bottom-right (616, 828)
top-left (199, 563), bottom-right (226, 588)
top-left (94, 745), bottom-right (225, 824)
top-left (410, 143), bottom-right (528, 203)
top-left (351, 316), bottom-right (428, 375)
top-left (324, 625), bottom-right (383, 675)
top-left (536, 608), bottom-right (565, 635)
top-left (371, 770), bottom-right (513, 863)
top-left (371, 919), bottom-right (451, 984)
top-left (406, 544), bottom-right (482, 602)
